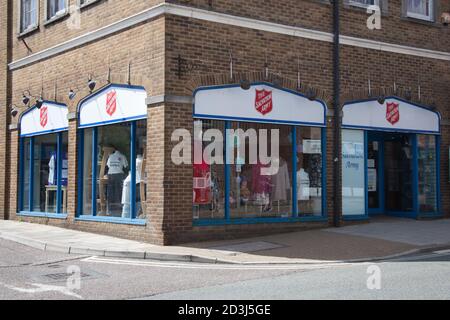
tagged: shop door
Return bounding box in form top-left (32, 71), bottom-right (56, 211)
top-left (368, 133), bottom-right (384, 215)
top-left (384, 133), bottom-right (414, 214)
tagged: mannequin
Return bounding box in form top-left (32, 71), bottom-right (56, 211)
top-left (297, 154), bottom-right (311, 202)
top-left (106, 148), bottom-right (128, 215)
top-left (121, 154), bottom-right (144, 218)
top-left (48, 152), bottom-right (56, 185)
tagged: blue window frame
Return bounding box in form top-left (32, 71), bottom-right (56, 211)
top-left (193, 119), bottom-right (327, 226)
top-left (18, 131), bottom-right (68, 218)
top-left (76, 120), bottom-right (147, 226)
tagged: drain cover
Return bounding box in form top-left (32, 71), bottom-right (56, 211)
top-left (44, 272), bottom-right (90, 281)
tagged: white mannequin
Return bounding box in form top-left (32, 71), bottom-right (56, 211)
top-left (121, 155), bottom-right (144, 218)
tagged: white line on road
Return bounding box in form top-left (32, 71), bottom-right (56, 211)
top-left (0, 282), bottom-right (83, 299)
top-left (434, 249), bottom-right (450, 255)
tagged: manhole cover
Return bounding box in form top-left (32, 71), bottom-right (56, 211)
top-left (44, 272), bottom-right (90, 281)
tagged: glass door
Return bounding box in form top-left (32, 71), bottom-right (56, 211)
top-left (368, 134), bottom-right (383, 215)
top-left (384, 133), bottom-right (414, 213)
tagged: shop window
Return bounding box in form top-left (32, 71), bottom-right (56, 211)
top-left (405, 0), bottom-right (434, 21)
top-left (296, 127), bottom-right (323, 217)
top-left (79, 120), bottom-right (147, 219)
top-left (20, 0), bottom-right (39, 34)
top-left (418, 135), bottom-right (438, 213)
top-left (20, 133), bottom-right (68, 214)
top-left (342, 129), bottom-right (366, 216)
top-left (227, 122), bottom-right (293, 219)
top-left (193, 120), bottom-right (226, 220)
top-left (193, 120), bottom-right (326, 222)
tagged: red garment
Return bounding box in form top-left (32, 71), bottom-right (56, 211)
top-left (251, 162), bottom-right (272, 195)
top-left (193, 160), bottom-right (211, 205)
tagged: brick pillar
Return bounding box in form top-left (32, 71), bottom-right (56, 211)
top-left (0, 0), bottom-right (10, 220)
top-left (146, 101), bottom-right (193, 245)
top-left (67, 117), bottom-right (78, 221)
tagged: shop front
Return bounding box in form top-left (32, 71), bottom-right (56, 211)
top-left (192, 82), bottom-right (328, 226)
top-left (341, 97), bottom-right (441, 220)
top-left (18, 101), bottom-right (69, 219)
top-left (76, 84), bottom-right (148, 225)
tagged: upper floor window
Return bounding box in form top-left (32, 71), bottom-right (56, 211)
top-left (406, 0), bottom-right (434, 21)
top-left (349, 0), bottom-right (380, 8)
top-left (20, 0), bottom-right (38, 33)
top-left (47, 0), bottom-right (67, 21)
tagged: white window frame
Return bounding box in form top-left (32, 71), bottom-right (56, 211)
top-left (18, 0), bottom-right (39, 35)
top-left (348, 0), bottom-right (381, 9)
top-left (406, 0), bottom-right (434, 22)
top-left (45, 0), bottom-right (69, 22)
top-left (78, 0), bottom-right (100, 9)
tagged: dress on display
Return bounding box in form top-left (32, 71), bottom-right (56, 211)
top-left (271, 159), bottom-right (291, 201)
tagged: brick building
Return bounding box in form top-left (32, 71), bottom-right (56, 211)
top-left (0, 0), bottom-right (449, 245)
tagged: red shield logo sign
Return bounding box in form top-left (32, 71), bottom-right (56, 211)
top-left (386, 102), bottom-right (400, 125)
top-left (106, 90), bottom-right (117, 116)
top-left (40, 106), bottom-right (48, 128)
top-left (255, 89), bottom-right (273, 116)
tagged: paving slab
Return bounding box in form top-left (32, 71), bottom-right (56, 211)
top-left (1, 218), bottom-right (449, 265)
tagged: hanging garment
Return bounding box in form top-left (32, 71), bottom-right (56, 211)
top-left (48, 153), bottom-right (56, 185)
top-left (271, 160), bottom-right (291, 201)
top-left (193, 160), bottom-right (212, 205)
top-left (251, 162), bottom-right (272, 204)
top-left (121, 155), bottom-right (145, 217)
top-left (297, 168), bottom-right (311, 201)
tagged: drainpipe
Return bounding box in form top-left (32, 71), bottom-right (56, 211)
top-left (333, 0), bottom-right (341, 227)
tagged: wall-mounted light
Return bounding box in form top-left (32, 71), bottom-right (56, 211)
top-left (306, 88), bottom-right (317, 101)
top-left (377, 95), bottom-right (386, 105)
top-left (10, 104), bottom-right (19, 118)
top-left (404, 89), bottom-right (412, 101)
top-left (35, 97), bottom-right (44, 109)
top-left (68, 89), bottom-right (77, 100)
top-left (88, 76), bottom-right (96, 92)
top-left (240, 79), bottom-right (251, 90)
top-left (22, 90), bottom-right (31, 106)
top-left (441, 12), bottom-right (450, 26)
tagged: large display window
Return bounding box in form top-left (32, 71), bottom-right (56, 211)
top-left (192, 83), bottom-right (328, 224)
top-left (77, 84), bottom-right (148, 223)
top-left (342, 97), bottom-right (441, 219)
top-left (18, 102), bottom-right (69, 217)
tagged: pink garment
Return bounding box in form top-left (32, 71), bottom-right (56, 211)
top-left (251, 162), bottom-right (272, 195)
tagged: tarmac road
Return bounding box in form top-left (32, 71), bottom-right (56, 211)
top-left (0, 238), bottom-right (449, 300)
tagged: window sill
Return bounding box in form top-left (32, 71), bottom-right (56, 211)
top-left (17, 211), bottom-right (68, 219)
top-left (44, 11), bottom-right (70, 27)
top-left (193, 215), bottom-right (328, 226)
top-left (401, 15), bottom-right (438, 27)
top-left (75, 215), bottom-right (147, 226)
top-left (18, 25), bottom-right (39, 38)
top-left (79, 0), bottom-right (102, 10)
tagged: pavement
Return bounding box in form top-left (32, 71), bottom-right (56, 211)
top-left (0, 217), bottom-right (450, 265)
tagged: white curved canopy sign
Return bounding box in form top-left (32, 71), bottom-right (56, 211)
top-left (78, 84), bottom-right (147, 128)
top-left (194, 83), bottom-right (327, 127)
top-left (20, 101), bottom-right (68, 137)
top-left (342, 97), bottom-right (440, 134)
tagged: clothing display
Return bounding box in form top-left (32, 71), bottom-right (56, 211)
top-left (297, 168), bottom-right (311, 201)
top-left (107, 150), bottom-right (129, 174)
top-left (271, 159), bottom-right (291, 201)
top-left (193, 160), bottom-right (211, 205)
top-left (121, 155), bottom-right (144, 218)
top-left (48, 152), bottom-right (56, 185)
top-left (106, 150), bottom-right (128, 214)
